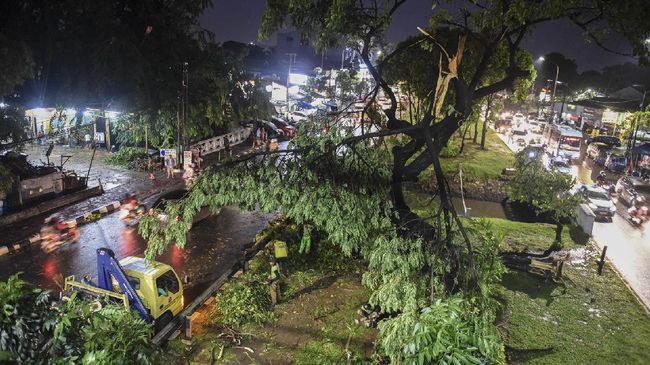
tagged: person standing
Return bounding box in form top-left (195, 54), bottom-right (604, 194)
top-left (268, 258), bottom-right (281, 305)
top-left (84, 133), bottom-right (91, 149)
top-left (165, 155), bottom-right (176, 179)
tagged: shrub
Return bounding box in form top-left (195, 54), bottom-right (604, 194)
top-left (0, 275), bottom-right (159, 365)
top-left (211, 272), bottom-right (275, 327)
top-left (105, 147), bottom-right (149, 168)
top-left (440, 138), bottom-right (461, 157)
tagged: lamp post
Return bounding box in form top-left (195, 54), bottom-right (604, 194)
top-left (539, 57), bottom-right (560, 121)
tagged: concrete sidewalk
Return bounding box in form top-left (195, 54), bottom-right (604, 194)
top-left (3, 138), bottom-right (260, 248)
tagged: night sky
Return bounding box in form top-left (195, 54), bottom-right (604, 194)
top-left (200, 0), bottom-right (634, 72)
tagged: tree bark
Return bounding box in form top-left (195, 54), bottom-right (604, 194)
top-left (480, 95), bottom-right (492, 149)
top-left (554, 222), bottom-right (563, 243)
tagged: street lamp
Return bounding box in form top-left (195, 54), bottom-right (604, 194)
top-left (539, 56), bottom-right (560, 122)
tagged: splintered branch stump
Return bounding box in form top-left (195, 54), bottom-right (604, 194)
top-left (501, 251), bottom-right (570, 281)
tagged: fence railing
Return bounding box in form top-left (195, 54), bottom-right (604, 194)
top-left (189, 127), bottom-right (252, 155)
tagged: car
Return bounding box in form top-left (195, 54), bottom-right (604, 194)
top-left (495, 119), bottom-right (512, 133)
top-left (593, 147), bottom-right (612, 166)
top-left (512, 112), bottom-right (525, 125)
top-left (521, 145), bottom-right (546, 161)
top-left (259, 119), bottom-right (286, 138)
top-left (604, 149), bottom-right (627, 173)
top-left (287, 111), bottom-right (309, 124)
top-left (271, 118), bottom-right (297, 138)
top-left (577, 185), bottom-right (617, 218)
top-left (585, 135), bottom-right (621, 148)
top-left (512, 123), bottom-right (528, 136)
top-left (615, 176), bottom-right (650, 206)
top-left (546, 158), bottom-right (573, 175)
top-left (587, 142), bottom-right (611, 160)
top-left (528, 119), bottom-right (547, 134)
top-left (527, 113), bottom-right (538, 123)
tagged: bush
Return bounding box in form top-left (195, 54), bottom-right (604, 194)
top-left (0, 274), bottom-right (159, 365)
top-left (105, 147), bottom-right (149, 169)
top-left (440, 138), bottom-right (461, 157)
top-left (211, 272), bottom-right (275, 327)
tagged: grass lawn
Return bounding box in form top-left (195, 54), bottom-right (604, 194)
top-left (169, 222), bottom-right (376, 365)
top-left (494, 220), bottom-right (650, 365)
top-left (438, 124), bottom-right (514, 181)
top-left (405, 189), bottom-right (650, 365)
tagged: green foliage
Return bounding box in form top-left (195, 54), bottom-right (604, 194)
top-left (105, 147), bottom-right (149, 168)
top-left (507, 151), bottom-right (583, 224)
top-left (0, 275), bottom-right (158, 364)
top-left (0, 274), bottom-right (54, 364)
top-left (212, 272), bottom-right (275, 327)
top-left (81, 306), bottom-right (159, 365)
top-left (0, 103), bottom-right (29, 149)
top-left (379, 297), bottom-right (505, 365)
top-left (440, 138), bottom-right (461, 158)
top-left (0, 165), bottom-right (13, 197)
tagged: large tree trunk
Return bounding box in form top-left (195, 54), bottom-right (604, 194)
top-left (480, 96), bottom-right (492, 149)
top-left (554, 222), bottom-right (563, 244)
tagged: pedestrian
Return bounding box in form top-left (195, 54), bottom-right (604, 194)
top-left (268, 257), bottom-right (281, 305)
top-left (183, 163), bottom-right (195, 186)
top-left (84, 133), bottom-right (91, 149)
top-left (165, 155), bottom-right (176, 179)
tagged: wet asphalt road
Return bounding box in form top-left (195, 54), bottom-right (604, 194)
top-left (498, 130), bottom-right (650, 309)
top-left (0, 206), bottom-right (273, 304)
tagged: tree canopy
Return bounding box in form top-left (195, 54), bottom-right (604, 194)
top-left (138, 0), bottom-right (650, 361)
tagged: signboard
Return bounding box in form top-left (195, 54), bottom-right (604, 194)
top-left (160, 148), bottom-right (166, 157)
top-left (94, 132), bottom-right (105, 143)
top-left (166, 149), bottom-right (177, 159)
top-left (183, 151), bottom-right (193, 169)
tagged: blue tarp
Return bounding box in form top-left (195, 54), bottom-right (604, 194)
top-left (632, 143), bottom-right (650, 156)
top-left (297, 101), bottom-right (315, 109)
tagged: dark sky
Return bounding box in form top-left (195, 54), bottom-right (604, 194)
top-left (200, 0), bottom-right (635, 72)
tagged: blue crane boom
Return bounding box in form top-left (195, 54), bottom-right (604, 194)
top-left (95, 248), bottom-right (153, 322)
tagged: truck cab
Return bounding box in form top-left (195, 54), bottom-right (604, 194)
top-left (64, 248), bottom-right (184, 331)
top-left (118, 257), bottom-right (184, 321)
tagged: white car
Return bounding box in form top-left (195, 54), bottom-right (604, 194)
top-left (512, 113), bottom-right (525, 125)
top-left (545, 158), bottom-right (573, 175)
top-left (577, 185), bottom-right (616, 219)
top-left (287, 111), bottom-right (309, 124)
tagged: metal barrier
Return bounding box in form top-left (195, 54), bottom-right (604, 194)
top-left (189, 127), bottom-right (252, 156)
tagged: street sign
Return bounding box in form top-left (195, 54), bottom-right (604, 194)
top-left (160, 149), bottom-right (166, 157)
top-left (183, 151), bottom-right (193, 169)
top-left (167, 149), bottom-right (177, 159)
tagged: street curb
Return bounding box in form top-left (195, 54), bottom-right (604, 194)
top-left (0, 201), bottom-right (122, 257)
top-left (590, 240), bottom-right (650, 314)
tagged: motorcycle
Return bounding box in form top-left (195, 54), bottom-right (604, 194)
top-left (40, 224), bottom-right (80, 252)
top-left (119, 204), bottom-right (146, 227)
top-left (628, 204), bottom-right (649, 226)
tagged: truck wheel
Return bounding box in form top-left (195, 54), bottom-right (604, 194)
top-left (154, 311), bottom-right (173, 333)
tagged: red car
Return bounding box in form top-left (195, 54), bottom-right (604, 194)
top-left (272, 118), bottom-right (297, 138)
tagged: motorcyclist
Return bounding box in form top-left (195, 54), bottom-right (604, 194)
top-left (44, 214), bottom-right (68, 235)
top-left (628, 196), bottom-right (648, 224)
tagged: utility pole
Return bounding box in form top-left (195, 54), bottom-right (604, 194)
top-left (286, 53), bottom-right (296, 116)
top-left (178, 61), bottom-right (189, 164)
top-left (551, 64), bottom-right (560, 121)
top-left (630, 87), bottom-right (647, 152)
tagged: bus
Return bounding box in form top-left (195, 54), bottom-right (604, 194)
top-left (543, 124), bottom-right (583, 162)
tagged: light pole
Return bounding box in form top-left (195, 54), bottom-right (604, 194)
top-left (539, 56), bottom-right (560, 121)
